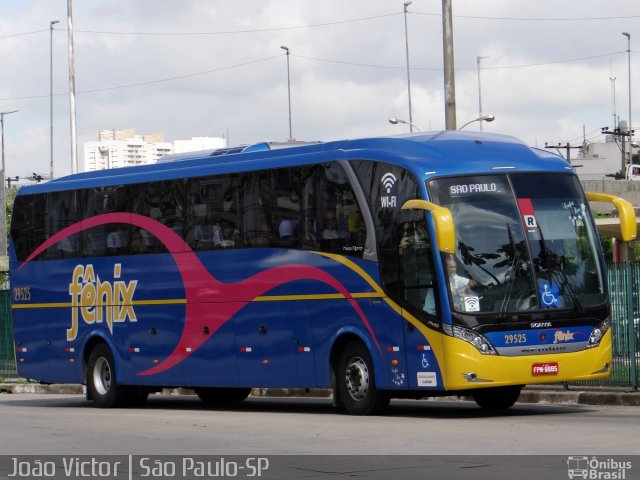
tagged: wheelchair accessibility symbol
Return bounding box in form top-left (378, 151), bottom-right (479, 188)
top-left (539, 282), bottom-right (560, 308)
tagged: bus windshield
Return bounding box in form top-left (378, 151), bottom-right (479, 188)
top-left (428, 173), bottom-right (605, 315)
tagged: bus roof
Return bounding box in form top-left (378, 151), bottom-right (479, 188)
top-left (20, 131), bottom-right (568, 195)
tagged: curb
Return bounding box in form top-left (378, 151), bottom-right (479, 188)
top-left (1, 383), bottom-right (639, 406)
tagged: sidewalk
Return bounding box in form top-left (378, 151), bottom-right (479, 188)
top-left (1, 381), bottom-right (639, 406)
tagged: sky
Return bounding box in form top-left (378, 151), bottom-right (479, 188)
top-left (0, 0), bottom-right (638, 181)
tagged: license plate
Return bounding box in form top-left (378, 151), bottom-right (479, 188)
top-left (532, 362), bottom-right (559, 376)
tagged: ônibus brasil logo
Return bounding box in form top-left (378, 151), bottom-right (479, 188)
top-left (67, 263), bottom-right (138, 341)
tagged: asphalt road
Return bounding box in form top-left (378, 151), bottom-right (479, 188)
top-left (0, 393), bottom-right (638, 456)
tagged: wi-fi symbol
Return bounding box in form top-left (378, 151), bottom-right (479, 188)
top-left (464, 297), bottom-right (480, 312)
top-left (381, 173), bottom-right (397, 193)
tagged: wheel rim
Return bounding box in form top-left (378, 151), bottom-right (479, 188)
top-left (92, 357), bottom-right (111, 396)
top-left (345, 356), bottom-right (369, 401)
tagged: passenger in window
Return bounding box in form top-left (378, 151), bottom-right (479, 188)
top-left (57, 235), bottom-right (79, 258)
top-left (347, 210), bottom-right (363, 242)
top-left (106, 228), bottom-right (124, 255)
top-left (194, 223), bottom-right (215, 249)
top-left (220, 222), bottom-right (238, 248)
top-left (321, 211), bottom-right (348, 252)
top-left (255, 222), bottom-right (276, 247)
top-left (322, 211), bottom-right (341, 240)
top-left (131, 229), bottom-right (147, 254)
top-left (399, 222), bottom-right (427, 252)
top-left (277, 189), bottom-right (300, 211)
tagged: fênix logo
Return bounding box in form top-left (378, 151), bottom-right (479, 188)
top-left (67, 263), bottom-right (138, 341)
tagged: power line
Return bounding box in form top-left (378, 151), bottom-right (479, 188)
top-left (413, 11), bottom-right (640, 21)
top-left (0, 49), bottom-right (627, 103)
top-left (292, 50), bottom-right (624, 72)
top-left (0, 29), bottom-right (49, 39)
top-left (3, 9), bottom-right (639, 40)
top-left (0, 55), bottom-right (280, 101)
top-left (53, 13), bottom-right (401, 37)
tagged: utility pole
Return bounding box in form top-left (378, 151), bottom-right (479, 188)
top-left (50, 19), bottom-right (59, 180)
top-left (67, 0), bottom-right (78, 174)
top-left (442, 0), bottom-right (456, 130)
top-left (403, 1), bottom-right (413, 132)
top-left (602, 125), bottom-right (635, 176)
top-left (544, 142), bottom-right (583, 163)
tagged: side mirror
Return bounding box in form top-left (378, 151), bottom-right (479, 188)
top-left (401, 199), bottom-right (455, 253)
top-left (586, 192), bottom-right (637, 242)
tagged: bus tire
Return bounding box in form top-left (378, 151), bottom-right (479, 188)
top-left (337, 341), bottom-right (389, 415)
top-left (87, 344), bottom-right (129, 408)
top-left (194, 387), bottom-right (252, 404)
top-left (471, 386), bottom-right (522, 410)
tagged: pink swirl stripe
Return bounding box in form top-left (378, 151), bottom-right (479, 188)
top-left (20, 213), bottom-right (382, 375)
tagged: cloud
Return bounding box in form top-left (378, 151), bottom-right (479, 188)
top-left (0, 0), bottom-right (637, 179)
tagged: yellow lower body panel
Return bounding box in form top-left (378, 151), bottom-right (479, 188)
top-left (441, 330), bottom-right (612, 391)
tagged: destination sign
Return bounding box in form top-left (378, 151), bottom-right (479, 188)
top-left (449, 182), bottom-right (504, 196)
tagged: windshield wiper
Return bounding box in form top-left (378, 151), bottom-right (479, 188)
top-left (499, 224), bottom-right (521, 319)
top-left (548, 267), bottom-right (584, 314)
top-left (536, 223), bottom-right (583, 313)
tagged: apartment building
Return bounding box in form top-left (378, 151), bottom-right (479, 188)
top-left (83, 129), bottom-right (226, 172)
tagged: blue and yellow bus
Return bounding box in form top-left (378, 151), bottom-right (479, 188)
top-left (9, 132), bottom-right (636, 414)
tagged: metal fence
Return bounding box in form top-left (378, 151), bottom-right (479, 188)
top-left (0, 263), bottom-right (639, 387)
top-left (0, 289), bottom-right (16, 378)
top-left (581, 261), bottom-right (639, 390)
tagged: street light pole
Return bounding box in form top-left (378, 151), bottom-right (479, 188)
top-left (403, 1), bottom-right (413, 132)
top-left (50, 19), bottom-right (59, 181)
top-left (67, 0), bottom-right (78, 174)
top-left (458, 114), bottom-right (495, 130)
top-left (0, 109), bottom-right (19, 259)
top-left (623, 32), bottom-right (632, 166)
top-left (389, 117), bottom-right (423, 132)
top-left (476, 55), bottom-right (488, 132)
top-left (280, 46), bottom-right (292, 141)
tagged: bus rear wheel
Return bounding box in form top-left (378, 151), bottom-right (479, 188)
top-left (337, 341), bottom-right (389, 415)
top-left (194, 387), bottom-right (252, 404)
top-left (87, 344), bottom-right (129, 408)
top-left (471, 386), bottom-right (522, 410)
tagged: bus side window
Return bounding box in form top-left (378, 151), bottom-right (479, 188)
top-left (132, 180), bottom-right (186, 253)
top-left (11, 194), bottom-right (46, 262)
top-left (304, 163), bottom-right (367, 258)
top-left (42, 190), bottom-right (82, 259)
top-left (80, 185), bottom-right (130, 257)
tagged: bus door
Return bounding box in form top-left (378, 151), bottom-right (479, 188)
top-left (397, 217), bottom-right (443, 390)
top-left (235, 300), bottom-right (297, 387)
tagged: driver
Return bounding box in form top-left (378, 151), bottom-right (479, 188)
top-left (424, 256), bottom-right (476, 314)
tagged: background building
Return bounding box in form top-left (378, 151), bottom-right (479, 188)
top-left (83, 129), bottom-right (226, 172)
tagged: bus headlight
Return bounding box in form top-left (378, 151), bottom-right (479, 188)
top-left (452, 326), bottom-right (497, 355)
top-left (587, 319), bottom-right (610, 348)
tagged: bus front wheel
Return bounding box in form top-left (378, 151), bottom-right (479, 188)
top-left (337, 341), bottom-right (389, 415)
top-left (471, 386), bottom-right (522, 410)
top-left (87, 344), bottom-right (129, 408)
